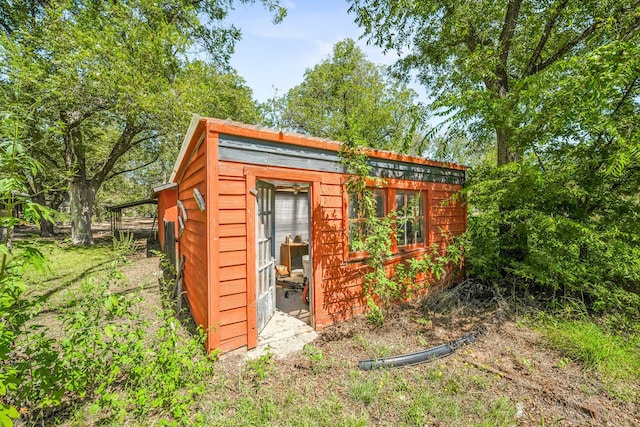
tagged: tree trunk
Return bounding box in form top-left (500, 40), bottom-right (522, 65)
top-left (70, 178), bottom-right (95, 245)
top-left (496, 127), bottom-right (522, 166)
top-left (40, 218), bottom-right (55, 237)
top-left (32, 191), bottom-right (55, 237)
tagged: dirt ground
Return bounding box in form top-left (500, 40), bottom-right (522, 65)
top-left (314, 305), bottom-right (638, 426)
top-left (16, 220), bottom-right (640, 426)
top-left (217, 284), bottom-right (639, 426)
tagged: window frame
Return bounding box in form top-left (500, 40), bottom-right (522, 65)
top-left (346, 188), bottom-right (387, 258)
top-left (343, 183), bottom-right (430, 262)
top-left (393, 189), bottom-right (426, 252)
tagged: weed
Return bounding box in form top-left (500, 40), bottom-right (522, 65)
top-left (404, 389), bottom-right (439, 426)
top-left (365, 295), bottom-right (385, 326)
top-left (303, 343), bottom-right (328, 373)
top-left (244, 349), bottom-right (274, 383)
top-left (476, 397), bottom-right (517, 426)
top-left (470, 374), bottom-right (491, 390)
top-left (111, 231), bottom-right (139, 260)
top-left (414, 317), bottom-right (432, 328)
top-left (515, 356), bottom-right (536, 373)
top-left (554, 357), bottom-right (571, 369)
top-left (416, 331), bottom-right (429, 347)
top-left (349, 377), bottom-right (378, 405)
top-left (352, 333), bottom-right (370, 350)
top-left (444, 378), bottom-right (462, 395)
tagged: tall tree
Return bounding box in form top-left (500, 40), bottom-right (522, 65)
top-left (0, 0), bottom-right (284, 244)
top-left (348, 0), bottom-right (640, 166)
top-left (268, 38), bottom-right (429, 153)
top-left (349, 1), bottom-right (640, 310)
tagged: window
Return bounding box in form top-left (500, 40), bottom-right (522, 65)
top-left (348, 189), bottom-right (385, 252)
top-left (396, 190), bottom-right (425, 247)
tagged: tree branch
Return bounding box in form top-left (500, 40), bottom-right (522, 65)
top-left (32, 147), bottom-right (61, 169)
top-left (90, 120), bottom-right (140, 189)
top-left (129, 131), bottom-right (165, 148)
top-left (531, 20), bottom-right (601, 75)
top-left (497, 0), bottom-right (523, 87)
top-left (105, 154), bottom-right (160, 181)
top-left (611, 76), bottom-right (639, 118)
top-left (524, 0), bottom-right (570, 77)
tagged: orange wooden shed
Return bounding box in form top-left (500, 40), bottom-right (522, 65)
top-left (155, 115), bottom-right (467, 355)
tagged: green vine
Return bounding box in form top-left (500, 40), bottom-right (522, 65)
top-left (339, 133), bottom-right (464, 325)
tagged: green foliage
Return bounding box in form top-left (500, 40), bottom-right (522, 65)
top-left (537, 314), bottom-right (640, 402)
top-left (350, 0), bottom-right (640, 319)
top-left (244, 350), bottom-right (274, 384)
top-left (339, 122), bottom-right (463, 325)
top-left (348, 375), bottom-right (378, 406)
top-left (302, 343), bottom-right (327, 373)
top-left (265, 38), bottom-right (429, 153)
top-left (0, 128), bottom-right (212, 426)
top-left (0, 117), bottom-right (56, 426)
top-left (111, 231), bottom-right (139, 259)
top-left (349, 0), bottom-right (640, 164)
top-left (9, 255), bottom-right (214, 425)
top-left (462, 161), bottom-right (640, 315)
top-left (0, 0), bottom-right (284, 243)
top-left (364, 295), bottom-right (385, 327)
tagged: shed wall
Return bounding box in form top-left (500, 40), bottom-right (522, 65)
top-left (210, 160), bottom-right (467, 349)
top-left (172, 118), bottom-right (467, 356)
top-left (157, 189), bottom-right (177, 250)
top-left (177, 136), bottom-right (209, 331)
top-left (216, 161), bottom-right (250, 353)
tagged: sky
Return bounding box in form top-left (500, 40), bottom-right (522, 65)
top-left (225, 0), bottom-right (422, 104)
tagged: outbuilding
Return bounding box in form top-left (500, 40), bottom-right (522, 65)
top-left (155, 116), bottom-right (466, 354)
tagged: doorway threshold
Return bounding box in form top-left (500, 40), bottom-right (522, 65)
top-left (246, 309), bottom-right (317, 360)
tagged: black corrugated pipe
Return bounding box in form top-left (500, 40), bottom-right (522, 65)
top-left (358, 327), bottom-right (486, 371)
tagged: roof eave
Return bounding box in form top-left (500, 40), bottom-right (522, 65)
top-left (169, 114), bottom-right (201, 183)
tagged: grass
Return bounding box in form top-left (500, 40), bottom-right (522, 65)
top-left (21, 239), bottom-right (119, 304)
top-left (536, 315), bottom-right (640, 402)
top-left (11, 237), bottom-right (640, 426)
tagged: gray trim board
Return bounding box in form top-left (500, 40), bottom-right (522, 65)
top-left (218, 134), bottom-right (465, 185)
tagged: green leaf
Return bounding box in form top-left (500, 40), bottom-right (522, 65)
top-left (0, 413), bottom-right (13, 427)
top-left (104, 325), bottom-right (115, 337)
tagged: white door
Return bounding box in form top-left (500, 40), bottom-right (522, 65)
top-left (256, 181), bottom-right (276, 333)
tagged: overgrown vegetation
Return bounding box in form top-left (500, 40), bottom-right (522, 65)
top-left (0, 132), bottom-right (215, 425)
top-left (5, 238), bottom-right (216, 426)
top-left (340, 139), bottom-right (463, 326)
top-left (349, 0), bottom-right (640, 325)
top-left (535, 311), bottom-right (640, 403)
top-left (462, 162), bottom-right (640, 322)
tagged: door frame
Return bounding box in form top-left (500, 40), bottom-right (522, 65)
top-left (245, 166), bottom-right (322, 349)
top-left (255, 180), bottom-right (276, 334)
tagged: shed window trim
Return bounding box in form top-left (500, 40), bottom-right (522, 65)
top-left (394, 190), bottom-right (426, 249)
top-left (347, 188), bottom-right (386, 255)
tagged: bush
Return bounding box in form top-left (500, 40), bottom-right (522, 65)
top-left (463, 162), bottom-right (640, 315)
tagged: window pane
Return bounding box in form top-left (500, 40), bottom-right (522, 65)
top-left (396, 222), bottom-right (406, 246)
top-left (416, 217), bottom-right (424, 243)
top-left (374, 190), bottom-right (386, 217)
top-left (396, 191), bottom-right (405, 213)
top-left (408, 192), bottom-right (422, 216)
top-left (349, 220), bottom-right (363, 251)
top-left (348, 193), bottom-right (359, 219)
top-left (407, 219), bottom-right (415, 244)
